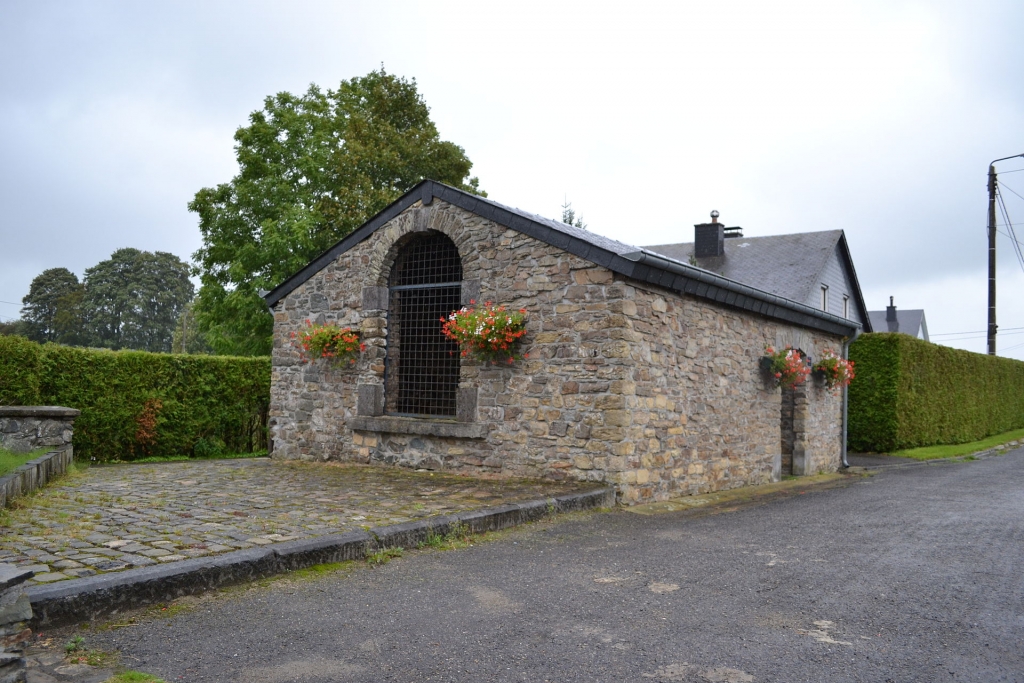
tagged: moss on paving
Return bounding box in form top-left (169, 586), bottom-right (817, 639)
top-left (0, 459), bottom-right (595, 585)
top-left (103, 672), bottom-right (166, 683)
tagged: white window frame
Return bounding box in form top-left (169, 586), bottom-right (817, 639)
top-left (820, 285), bottom-right (829, 312)
top-left (842, 295), bottom-right (849, 319)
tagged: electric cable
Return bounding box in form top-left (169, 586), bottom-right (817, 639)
top-left (930, 325), bottom-right (1024, 337)
top-left (996, 188), bottom-right (1024, 276)
top-left (998, 179), bottom-right (1024, 203)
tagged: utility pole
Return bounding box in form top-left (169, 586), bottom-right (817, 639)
top-left (987, 153), bottom-right (1024, 356)
top-left (988, 163), bottom-right (998, 355)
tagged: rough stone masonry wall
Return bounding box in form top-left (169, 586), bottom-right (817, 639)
top-left (270, 199), bottom-right (845, 503)
top-left (0, 564), bottom-right (35, 682)
top-left (0, 407), bottom-right (77, 454)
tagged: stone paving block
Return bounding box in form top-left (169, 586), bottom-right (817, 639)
top-left (2, 459), bottom-right (597, 586)
top-left (51, 560), bottom-right (82, 570)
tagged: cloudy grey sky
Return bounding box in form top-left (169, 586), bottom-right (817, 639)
top-left (2, 1), bottom-right (1023, 356)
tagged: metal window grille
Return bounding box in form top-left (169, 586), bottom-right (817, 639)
top-left (385, 233), bottom-right (463, 417)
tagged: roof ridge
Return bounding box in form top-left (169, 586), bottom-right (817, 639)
top-left (264, 179), bottom-right (860, 337)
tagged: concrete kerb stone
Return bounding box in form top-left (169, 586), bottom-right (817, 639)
top-left (271, 531), bottom-right (372, 572)
top-left (26, 486), bottom-right (614, 627)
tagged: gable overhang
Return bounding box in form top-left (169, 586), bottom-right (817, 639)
top-left (834, 233), bottom-right (873, 333)
top-left (264, 180), bottom-right (862, 339)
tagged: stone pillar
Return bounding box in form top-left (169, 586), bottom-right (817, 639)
top-left (0, 564), bottom-right (35, 682)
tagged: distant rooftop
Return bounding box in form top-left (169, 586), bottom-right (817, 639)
top-left (644, 230), bottom-right (845, 305)
top-left (867, 298), bottom-right (929, 341)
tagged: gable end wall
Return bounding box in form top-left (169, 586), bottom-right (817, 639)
top-left (810, 245), bottom-right (863, 326)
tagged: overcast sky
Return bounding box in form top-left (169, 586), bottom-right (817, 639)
top-left (2, 1), bottom-right (1023, 356)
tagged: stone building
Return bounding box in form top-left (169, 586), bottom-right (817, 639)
top-left (263, 181), bottom-right (864, 503)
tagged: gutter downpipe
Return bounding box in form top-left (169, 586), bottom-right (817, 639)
top-left (841, 326), bottom-right (862, 468)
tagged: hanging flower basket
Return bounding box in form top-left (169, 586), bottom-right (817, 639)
top-left (761, 345), bottom-right (811, 388)
top-left (441, 300), bottom-right (529, 364)
top-left (290, 320), bottom-right (364, 365)
top-left (812, 349), bottom-right (855, 392)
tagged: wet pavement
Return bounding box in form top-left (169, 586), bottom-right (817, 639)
top-left (68, 448), bottom-right (1024, 682)
top-left (0, 458), bottom-right (592, 587)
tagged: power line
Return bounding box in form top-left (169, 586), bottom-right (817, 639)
top-left (998, 179), bottom-right (1024, 203)
top-left (997, 228), bottom-right (1024, 248)
top-left (0, 300), bottom-right (22, 306)
top-left (930, 325), bottom-right (1024, 337)
top-left (997, 188), bottom-right (1024, 277)
top-left (927, 330), bottom-right (1024, 343)
top-left (998, 338), bottom-right (1024, 353)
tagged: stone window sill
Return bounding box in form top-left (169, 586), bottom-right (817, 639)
top-left (348, 415), bottom-right (487, 439)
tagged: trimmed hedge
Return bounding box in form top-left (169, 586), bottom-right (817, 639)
top-left (849, 333), bottom-right (1024, 452)
top-left (0, 336), bottom-right (42, 406)
top-left (0, 339), bottom-right (269, 462)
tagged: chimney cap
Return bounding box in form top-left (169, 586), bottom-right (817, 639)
top-left (710, 210), bottom-right (720, 223)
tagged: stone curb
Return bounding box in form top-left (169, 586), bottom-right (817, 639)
top-left (848, 440), bottom-right (1023, 472)
top-left (0, 445), bottom-right (73, 509)
top-left (26, 486), bottom-right (614, 627)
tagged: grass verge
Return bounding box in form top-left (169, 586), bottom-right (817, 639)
top-left (103, 672), bottom-right (166, 683)
top-left (889, 427), bottom-right (1024, 461)
top-left (106, 450), bottom-right (267, 465)
top-left (0, 447), bottom-right (53, 476)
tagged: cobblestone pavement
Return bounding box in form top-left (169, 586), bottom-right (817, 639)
top-left (0, 458), bottom-right (592, 586)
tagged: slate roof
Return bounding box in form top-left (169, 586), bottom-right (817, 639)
top-left (867, 309), bottom-right (928, 340)
top-left (644, 232), bottom-right (843, 304)
top-left (264, 180), bottom-right (862, 337)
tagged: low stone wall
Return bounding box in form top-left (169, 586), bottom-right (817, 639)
top-left (0, 407), bottom-right (78, 454)
top-left (0, 564), bottom-right (35, 681)
top-left (0, 447), bottom-right (74, 509)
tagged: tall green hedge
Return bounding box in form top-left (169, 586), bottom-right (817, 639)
top-left (0, 338), bottom-right (269, 462)
top-left (0, 336), bottom-right (42, 406)
top-left (849, 333), bottom-right (1024, 452)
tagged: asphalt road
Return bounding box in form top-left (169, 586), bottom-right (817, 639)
top-left (82, 451), bottom-right (1024, 683)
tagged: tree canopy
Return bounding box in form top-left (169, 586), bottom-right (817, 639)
top-left (189, 68), bottom-right (483, 356)
top-left (9, 251), bottom-right (195, 352)
top-left (20, 267), bottom-right (82, 343)
top-left (560, 200), bottom-right (587, 230)
top-left (83, 249), bottom-right (194, 352)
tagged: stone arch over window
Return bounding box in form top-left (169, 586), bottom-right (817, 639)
top-left (384, 231), bottom-right (463, 417)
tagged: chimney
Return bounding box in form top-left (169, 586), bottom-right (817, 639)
top-left (695, 210), bottom-right (725, 257)
top-left (886, 296), bottom-right (899, 332)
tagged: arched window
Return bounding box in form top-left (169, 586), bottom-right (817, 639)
top-left (385, 232), bottom-right (463, 417)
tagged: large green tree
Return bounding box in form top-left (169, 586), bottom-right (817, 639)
top-left (20, 267), bottom-right (83, 343)
top-left (83, 249), bottom-right (194, 352)
top-left (190, 68), bottom-right (483, 356)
